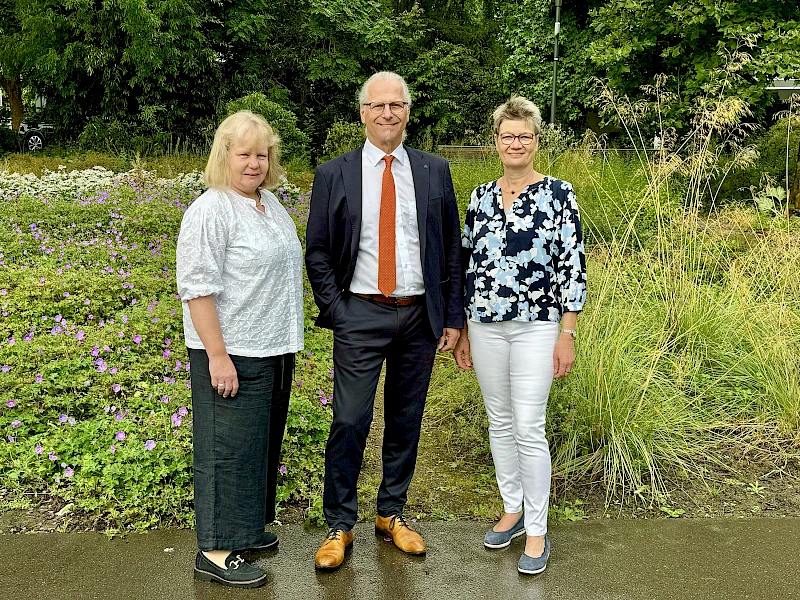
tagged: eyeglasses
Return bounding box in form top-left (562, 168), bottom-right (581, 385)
top-left (362, 102), bottom-right (409, 115)
top-left (497, 133), bottom-right (537, 146)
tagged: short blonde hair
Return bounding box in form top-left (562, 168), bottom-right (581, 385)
top-left (492, 96), bottom-right (543, 136)
top-left (205, 111), bottom-right (284, 190)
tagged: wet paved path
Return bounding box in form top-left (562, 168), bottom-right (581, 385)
top-left (3, 519), bottom-right (800, 599)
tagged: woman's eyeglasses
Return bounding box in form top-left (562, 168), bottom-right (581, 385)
top-left (362, 102), bottom-right (409, 115)
top-left (497, 133), bottom-right (537, 146)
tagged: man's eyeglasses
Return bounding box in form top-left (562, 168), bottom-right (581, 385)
top-left (362, 102), bottom-right (409, 115)
top-left (497, 133), bottom-right (537, 146)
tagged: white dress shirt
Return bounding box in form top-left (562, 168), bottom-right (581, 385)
top-left (349, 139), bottom-right (425, 297)
top-left (176, 187), bottom-right (304, 357)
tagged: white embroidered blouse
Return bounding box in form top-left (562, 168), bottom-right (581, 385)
top-left (176, 187), bottom-right (304, 357)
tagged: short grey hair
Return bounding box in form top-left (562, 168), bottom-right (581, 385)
top-left (492, 96), bottom-right (543, 135)
top-left (358, 71), bottom-right (412, 108)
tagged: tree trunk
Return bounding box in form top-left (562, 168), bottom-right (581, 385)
top-left (0, 73), bottom-right (23, 132)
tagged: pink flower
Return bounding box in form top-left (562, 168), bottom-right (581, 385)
top-left (171, 414), bottom-right (182, 427)
top-left (110, 367), bottom-right (118, 375)
top-left (144, 439), bottom-right (156, 451)
top-left (75, 330), bottom-right (85, 341)
top-left (109, 444), bottom-right (116, 454)
top-left (6, 400), bottom-right (15, 407)
top-left (115, 431), bottom-right (126, 441)
top-left (64, 467), bottom-right (74, 477)
top-left (112, 384), bottom-right (121, 393)
top-left (178, 406), bottom-right (188, 417)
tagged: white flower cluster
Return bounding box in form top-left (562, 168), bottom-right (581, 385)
top-left (0, 166), bottom-right (205, 199)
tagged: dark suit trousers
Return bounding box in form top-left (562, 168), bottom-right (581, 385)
top-left (323, 293), bottom-right (438, 530)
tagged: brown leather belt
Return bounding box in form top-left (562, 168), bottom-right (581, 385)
top-left (354, 293), bottom-right (419, 306)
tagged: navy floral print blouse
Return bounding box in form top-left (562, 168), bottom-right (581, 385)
top-left (461, 176), bottom-right (586, 323)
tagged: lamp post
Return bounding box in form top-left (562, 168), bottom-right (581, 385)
top-left (550, 0), bottom-right (562, 125)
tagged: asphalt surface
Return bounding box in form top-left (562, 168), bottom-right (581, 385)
top-left (2, 519), bottom-right (799, 599)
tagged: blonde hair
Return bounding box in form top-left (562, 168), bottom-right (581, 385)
top-left (204, 111), bottom-right (284, 190)
top-left (492, 96), bottom-right (543, 135)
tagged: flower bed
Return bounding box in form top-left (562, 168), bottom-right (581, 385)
top-left (0, 167), bottom-right (333, 531)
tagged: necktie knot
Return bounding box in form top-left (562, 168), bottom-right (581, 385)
top-left (383, 155), bottom-right (394, 167)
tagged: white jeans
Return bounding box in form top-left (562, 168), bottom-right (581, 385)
top-left (469, 319), bottom-right (559, 536)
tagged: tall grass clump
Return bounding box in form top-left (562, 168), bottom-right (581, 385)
top-left (430, 66), bottom-right (800, 503)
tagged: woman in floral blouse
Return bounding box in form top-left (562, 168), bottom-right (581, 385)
top-left (453, 96), bottom-right (586, 576)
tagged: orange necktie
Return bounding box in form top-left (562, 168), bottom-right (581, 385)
top-left (378, 155), bottom-right (396, 297)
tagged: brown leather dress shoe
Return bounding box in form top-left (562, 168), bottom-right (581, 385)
top-left (314, 528), bottom-right (354, 571)
top-left (375, 514), bottom-right (426, 555)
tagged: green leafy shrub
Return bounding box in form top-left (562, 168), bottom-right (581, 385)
top-left (716, 117), bottom-right (799, 203)
top-left (224, 94), bottom-right (311, 168)
top-left (320, 122), bottom-right (364, 163)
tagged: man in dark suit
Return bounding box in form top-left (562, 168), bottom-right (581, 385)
top-left (306, 71), bottom-right (463, 571)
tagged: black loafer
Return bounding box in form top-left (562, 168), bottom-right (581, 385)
top-left (241, 531), bottom-right (279, 552)
top-left (194, 552), bottom-right (268, 588)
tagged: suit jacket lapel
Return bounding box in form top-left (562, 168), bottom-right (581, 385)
top-left (408, 147), bottom-right (429, 260)
top-left (341, 148), bottom-right (363, 260)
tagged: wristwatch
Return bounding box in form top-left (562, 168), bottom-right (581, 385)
top-left (561, 328), bottom-right (577, 339)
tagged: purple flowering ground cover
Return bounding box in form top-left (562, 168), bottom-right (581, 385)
top-left (0, 170), bottom-right (335, 532)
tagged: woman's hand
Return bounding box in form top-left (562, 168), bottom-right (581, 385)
top-left (553, 334), bottom-right (575, 379)
top-left (209, 353), bottom-right (239, 398)
top-left (186, 295), bottom-right (238, 398)
top-left (453, 332), bottom-right (473, 370)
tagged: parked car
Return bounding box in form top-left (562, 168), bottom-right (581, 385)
top-left (2, 118), bottom-right (55, 151)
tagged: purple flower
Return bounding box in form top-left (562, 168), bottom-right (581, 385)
top-left (35, 374), bottom-right (43, 383)
top-left (54, 314), bottom-right (62, 322)
top-left (174, 360), bottom-right (181, 371)
top-left (115, 411), bottom-right (124, 421)
top-left (171, 414), bottom-right (182, 427)
top-left (64, 467), bottom-right (74, 477)
top-left (91, 346), bottom-right (100, 357)
top-left (59, 414), bottom-right (68, 423)
top-left (6, 400), bottom-right (15, 407)
top-left (7, 435), bottom-right (15, 442)
top-left (109, 444), bottom-right (116, 454)
top-left (75, 330), bottom-right (85, 341)
top-left (7, 337), bottom-right (14, 345)
top-left (279, 465), bottom-right (287, 475)
top-left (115, 431), bottom-right (126, 441)
top-left (97, 363), bottom-right (107, 373)
top-left (84, 299), bottom-right (91, 305)
top-left (133, 335), bottom-right (142, 347)
top-left (178, 406), bottom-right (188, 417)
top-left (112, 384), bottom-right (121, 393)
top-left (110, 367), bottom-right (118, 375)
top-left (63, 292), bottom-right (70, 298)
top-left (49, 451), bottom-right (57, 461)
top-left (68, 417), bottom-right (76, 426)
top-left (121, 315), bottom-right (128, 324)
top-left (144, 440), bottom-right (156, 451)
top-left (1, 365), bottom-right (9, 372)
top-left (164, 338), bottom-right (171, 346)
top-left (160, 396), bottom-right (170, 403)
top-left (11, 419), bottom-right (21, 428)
top-left (35, 444), bottom-right (43, 454)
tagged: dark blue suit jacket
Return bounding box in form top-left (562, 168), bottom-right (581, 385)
top-left (305, 145), bottom-right (463, 337)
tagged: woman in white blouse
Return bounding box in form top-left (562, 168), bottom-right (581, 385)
top-left (176, 111), bottom-right (303, 588)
